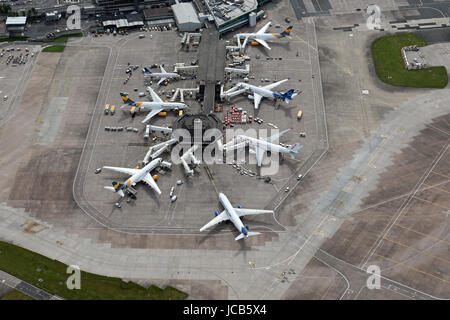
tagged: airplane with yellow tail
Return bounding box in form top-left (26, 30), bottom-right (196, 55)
top-left (234, 22), bottom-right (292, 50)
top-left (120, 86), bottom-right (186, 123)
top-left (103, 158), bottom-right (163, 197)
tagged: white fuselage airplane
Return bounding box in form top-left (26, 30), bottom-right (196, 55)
top-left (143, 66), bottom-right (180, 85)
top-left (103, 158), bottom-right (162, 196)
top-left (237, 79), bottom-right (298, 109)
top-left (200, 193), bottom-right (274, 241)
top-left (222, 128), bottom-right (303, 166)
top-left (120, 87), bottom-right (186, 123)
top-left (234, 22), bottom-right (293, 50)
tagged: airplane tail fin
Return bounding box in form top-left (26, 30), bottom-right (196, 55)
top-left (120, 93), bottom-right (136, 106)
top-left (104, 181), bottom-right (125, 197)
top-left (235, 231), bottom-right (261, 241)
top-left (289, 143), bottom-right (303, 159)
top-left (280, 26), bottom-right (293, 38)
top-left (282, 89), bottom-right (297, 103)
top-left (143, 67), bottom-right (152, 75)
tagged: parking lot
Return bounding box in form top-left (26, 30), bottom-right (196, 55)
top-left (0, 44), bottom-right (39, 125)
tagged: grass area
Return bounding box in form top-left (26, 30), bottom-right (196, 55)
top-left (371, 33), bottom-right (448, 88)
top-left (1, 289), bottom-right (34, 300)
top-left (0, 36), bottom-right (29, 42)
top-left (50, 32), bottom-right (83, 43)
top-left (42, 45), bottom-right (65, 53)
top-left (0, 241), bottom-right (188, 300)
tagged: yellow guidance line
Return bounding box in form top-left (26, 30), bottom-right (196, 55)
top-left (374, 253), bottom-right (450, 285)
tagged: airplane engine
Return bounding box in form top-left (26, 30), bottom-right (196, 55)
top-left (215, 211), bottom-right (220, 216)
top-left (153, 174), bottom-right (158, 181)
top-left (248, 95), bottom-right (254, 100)
top-left (251, 41), bottom-right (259, 46)
top-left (238, 205), bottom-right (242, 208)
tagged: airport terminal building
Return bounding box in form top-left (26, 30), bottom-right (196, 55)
top-left (5, 17), bottom-right (27, 36)
top-left (203, 0), bottom-right (270, 33)
top-left (171, 2), bottom-right (202, 31)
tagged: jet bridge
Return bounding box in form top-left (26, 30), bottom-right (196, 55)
top-left (225, 64), bottom-right (250, 75)
top-left (180, 145), bottom-right (201, 176)
top-left (143, 138), bottom-right (178, 165)
top-left (173, 63), bottom-right (198, 74)
top-left (220, 83), bottom-right (246, 101)
top-left (170, 87), bottom-right (200, 103)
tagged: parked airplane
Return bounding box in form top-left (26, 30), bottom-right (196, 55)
top-left (143, 66), bottom-right (180, 85)
top-left (200, 193), bottom-right (274, 240)
top-left (233, 79), bottom-right (297, 109)
top-left (222, 128), bottom-right (302, 166)
top-left (234, 22), bottom-right (293, 50)
top-left (120, 87), bottom-right (186, 123)
top-left (103, 158), bottom-right (163, 196)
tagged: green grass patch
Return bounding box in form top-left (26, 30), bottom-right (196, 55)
top-left (1, 289), bottom-right (34, 300)
top-left (371, 33), bottom-right (448, 88)
top-left (0, 241), bottom-right (188, 300)
top-left (50, 32), bottom-right (83, 43)
top-left (0, 36), bottom-right (29, 42)
top-left (42, 45), bottom-right (65, 53)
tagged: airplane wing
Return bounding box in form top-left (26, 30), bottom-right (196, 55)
top-left (157, 77), bottom-right (167, 86)
top-left (234, 208), bottom-right (274, 217)
top-left (255, 39), bottom-right (271, 50)
top-left (147, 86), bottom-right (162, 102)
top-left (160, 65), bottom-right (167, 74)
top-left (141, 108), bottom-right (164, 123)
top-left (142, 173), bottom-right (161, 195)
top-left (102, 166), bottom-right (140, 176)
top-left (265, 128), bottom-right (292, 143)
top-left (257, 21), bottom-right (271, 34)
top-left (263, 78), bottom-right (289, 91)
top-left (200, 210), bottom-right (229, 231)
top-left (253, 93), bottom-right (263, 109)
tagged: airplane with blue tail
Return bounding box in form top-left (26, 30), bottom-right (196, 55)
top-left (200, 193), bottom-right (274, 241)
top-left (235, 78), bottom-right (298, 109)
top-left (220, 128), bottom-right (303, 166)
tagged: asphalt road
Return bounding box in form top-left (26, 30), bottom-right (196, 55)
top-left (0, 270), bottom-right (59, 300)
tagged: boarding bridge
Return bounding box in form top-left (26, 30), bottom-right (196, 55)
top-left (225, 64), bottom-right (250, 75)
top-left (143, 138), bottom-right (177, 165)
top-left (170, 87), bottom-right (200, 103)
top-left (226, 37), bottom-right (247, 53)
top-left (220, 83), bottom-right (246, 101)
top-left (148, 125), bottom-right (173, 134)
top-left (173, 63), bottom-right (198, 74)
top-left (180, 145), bottom-right (201, 176)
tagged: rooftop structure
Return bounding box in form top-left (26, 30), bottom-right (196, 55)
top-left (5, 17), bottom-right (27, 26)
top-left (171, 2), bottom-right (202, 31)
top-left (203, 0), bottom-right (267, 33)
top-left (5, 17), bottom-right (27, 35)
top-left (143, 6), bottom-right (174, 21)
